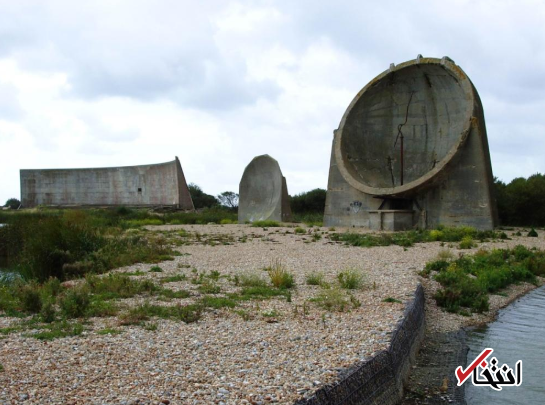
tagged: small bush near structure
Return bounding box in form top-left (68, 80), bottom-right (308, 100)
top-left (252, 220), bottom-right (281, 228)
top-left (426, 245), bottom-right (545, 314)
top-left (459, 236), bottom-right (476, 249)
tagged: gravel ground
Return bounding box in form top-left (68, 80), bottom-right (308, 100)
top-left (1, 225), bottom-right (543, 404)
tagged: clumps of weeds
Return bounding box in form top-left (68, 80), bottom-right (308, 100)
top-left (528, 228), bottom-right (538, 237)
top-left (427, 245), bottom-right (545, 314)
top-left (305, 271), bottom-right (325, 286)
top-left (499, 232), bottom-right (510, 240)
top-left (252, 220), bottom-right (281, 228)
top-left (337, 268), bottom-right (365, 290)
top-left (311, 288), bottom-right (349, 312)
top-left (311, 233), bottom-right (322, 242)
top-left (383, 297), bottom-right (402, 304)
top-left (59, 287), bottom-right (91, 318)
top-left (236, 286), bottom-right (290, 300)
top-left (97, 328), bottom-right (122, 335)
top-left (143, 322), bottom-right (158, 331)
top-left (459, 236), bottom-right (476, 249)
top-left (85, 274), bottom-right (158, 299)
top-left (207, 270), bottom-right (221, 281)
top-left (149, 266), bottom-right (163, 273)
top-left (119, 302), bottom-right (202, 325)
top-left (436, 249), bottom-right (455, 261)
top-left (197, 282), bottom-right (221, 294)
top-left (349, 294), bottom-right (361, 308)
top-left (237, 272), bottom-right (268, 287)
top-left (266, 260), bottom-right (295, 289)
top-left (27, 320), bottom-right (85, 341)
top-left (178, 263), bottom-right (191, 269)
top-left (514, 231), bottom-right (522, 236)
top-left (262, 309), bottom-right (280, 318)
top-left (328, 227), bottom-right (336, 232)
top-left (159, 288), bottom-right (191, 299)
top-left (234, 309), bottom-right (253, 321)
top-left (199, 296), bottom-right (237, 309)
top-left (220, 219), bottom-right (235, 225)
top-left (160, 274), bottom-right (187, 283)
top-left (294, 227), bottom-right (306, 235)
top-left (40, 301), bottom-right (57, 323)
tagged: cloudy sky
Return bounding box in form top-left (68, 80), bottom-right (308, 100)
top-left (1, 0), bottom-right (544, 204)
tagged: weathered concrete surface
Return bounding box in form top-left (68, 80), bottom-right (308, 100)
top-left (324, 56), bottom-right (498, 230)
top-left (20, 157), bottom-right (194, 210)
top-left (238, 154), bottom-right (292, 223)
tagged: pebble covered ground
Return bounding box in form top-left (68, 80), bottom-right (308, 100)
top-left (0, 224), bottom-right (543, 404)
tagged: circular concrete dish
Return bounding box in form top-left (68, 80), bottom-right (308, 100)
top-left (335, 57), bottom-right (476, 196)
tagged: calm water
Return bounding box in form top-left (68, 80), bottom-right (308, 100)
top-left (466, 286), bottom-right (545, 404)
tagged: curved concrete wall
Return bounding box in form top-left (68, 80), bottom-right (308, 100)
top-left (20, 157), bottom-right (194, 209)
top-left (238, 154), bottom-right (292, 223)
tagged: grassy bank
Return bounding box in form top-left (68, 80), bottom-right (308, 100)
top-left (421, 245), bottom-right (545, 314)
top-left (330, 226), bottom-right (500, 248)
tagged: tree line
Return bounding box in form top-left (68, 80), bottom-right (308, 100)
top-left (5, 175), bottom-right (545, 227)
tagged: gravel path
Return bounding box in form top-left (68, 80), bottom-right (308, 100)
top-left (1, 225), bottom-right (543, 404)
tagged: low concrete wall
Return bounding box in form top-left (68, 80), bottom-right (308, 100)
top-left (294, 284), bottom-right (425, 405)
top-left (20, 157), bottom-right (194, 210)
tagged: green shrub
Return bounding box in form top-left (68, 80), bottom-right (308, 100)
top-left (311, 288), bottom-right (349, 312)
top-left (220, 219), bottom-right (235, 225)
top-left (528, 228), bottom-right (538, 237)
top-left (19, 283), bottom-right (43, 313)
top-left (337, 268), bottom-right (365, 290)
top-left (266, 261), bottom-right (295, 289)
top-left (60, 287), bottom-right (90, 318)
top-left (306, 272), bottom-right (325, 286)
top-left (238, 272), bottom-right (268, 287)
top-left (252, 220), bottom-right (281, 227)
top-left (459, 236), bottom-right (475, 249)
top-left (40, 301), bottom-right (57, 323)
top-left (149, 266), bottom-right (163, 273)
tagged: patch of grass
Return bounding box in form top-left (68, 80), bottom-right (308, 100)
top-left (337, 268), bottom-right (365, 290)
top-left (119, 302), bottom-right (202, 325)
top-left (252, 220), bottom-right (281, 227)
top-left (383, 297), bottom-right (402, 304)
top-left (306, 272), bottom-right (325, 286)
top-left (87, 299), bottom-right (118, 317)
top-left (207, 270), bottom-right (221, 281)
top-left (85, 274), bottom-right (158, 299)
top-left (436, 249), bottom-right (455, 261)
top-left (294, 227), bottom-right (306, 234)
top-left (459, 236), bottom-right (475, 249)
top-left (197, 282), bottom-right (221, 294)
top-left (97, 327), bottom-right (122, 335)
top-left (160, 274), bottom-right (187, 283)
top-left (200, 296), bottom-right (237, 309)
top-left (330, 226), bottom-right (498, 249)
top-left (149, 266), bottom-right (163, 273)
top-left (220, 219), bottom-right (235, 225)
top-left (237, 286), bottom-right (290, 300)
top-left (266, 260), bottom-right (295, 289)
top-left (59, 287), bottom-right (90, 318)
top-left (159, 288), bottom-right (191, 299)
top-left (311, 288), bottom-right (349, 312)
top-left (238, 272), bottom-right (268, 287)
top-left (28, 320), bottom-right (84, 340)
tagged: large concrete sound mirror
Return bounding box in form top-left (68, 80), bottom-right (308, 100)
top-left (324, 55), bottom-right (497, 230)
top-left (238, 155), bottom-right (292, 223)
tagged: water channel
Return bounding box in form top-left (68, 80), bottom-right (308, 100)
top-left (465, 285), bottom-right (545, 404)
